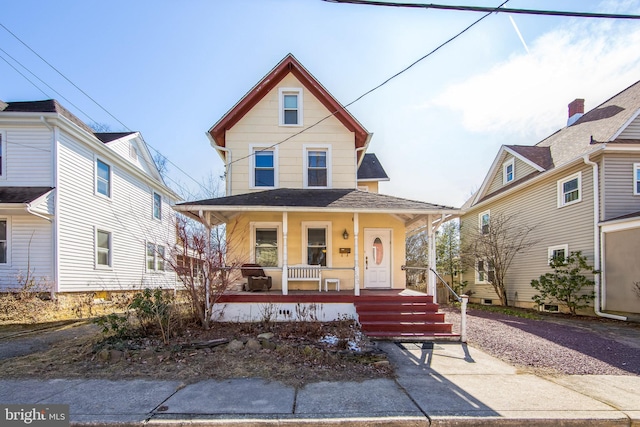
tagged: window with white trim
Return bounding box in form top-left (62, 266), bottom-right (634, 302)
top-left (153, 192), bottom-right (162, 220)
top-left (304, 146), bottom-right (331, 188)
top-left (250, 145), bottom-right (277, 188)
top-left (96, 158), bottom-right (111, 197)
top-left (503, 158), bottom-right (514, 184)
top-left (279, 88), bottom-right (303, 126)
top-left (96, 229), bottom-right (112, 267)
top-left (0, 130), bottom-right (5, 178)
top-left (302, 222), bottom-right (331, 267)
top-left (146, 243), bottom-right (165, 271)
top-left (479, 210), bottom-right (490, 235)
top-left (557, 172), bottom-right (581, 207)
top-left (251, 222), bottom-right (281, 267)
top-left (476, 258), bottom-right (494, 283)
top-left (0, 219), bottom-right (7, 264)
top-left (634, 163), bottom-right (640, 195)
top-left (548, 244), bottom-right (568, 265)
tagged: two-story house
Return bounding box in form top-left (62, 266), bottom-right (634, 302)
top-left (175, 54), bottom-right (459, 333)
top-left (460, 80), bottom-right (640, 319)
top-left (0, 99), bottom-right (180, 300)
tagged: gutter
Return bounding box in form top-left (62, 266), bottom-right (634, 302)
top-left (582, 154), bottom-right (627, 321)
top-left (206, 132), bottom-right (231, 196)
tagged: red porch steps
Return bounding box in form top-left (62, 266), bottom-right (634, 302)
top-left (355, 294), bottom-right (458, 340)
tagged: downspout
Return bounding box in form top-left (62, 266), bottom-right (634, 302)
top-left (41, 116), bottom-right (60, 294)
top-left (583, 155), bottom-right (627, 321)
top-left (206, 132), bottom-right (231, 196)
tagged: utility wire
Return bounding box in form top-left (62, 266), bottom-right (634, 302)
top-left (324, 0), bottom-right (640, 20)
top-left (228, 0), bottom-right (510, 168)
top-left (0, 21), bottom-right (210, 195)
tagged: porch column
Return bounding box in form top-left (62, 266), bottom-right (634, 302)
top-left (282, 211), bottom-right (288, 295)
top-left (428, 214), bottom-right (437, 302)
top-left (353, 213), bottom-right (360, 296)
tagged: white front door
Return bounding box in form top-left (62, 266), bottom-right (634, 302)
top-left (364, 229), bottom-right (391, 288)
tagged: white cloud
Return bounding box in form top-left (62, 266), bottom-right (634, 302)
top-left (431, 18), bottom-right (640, 141)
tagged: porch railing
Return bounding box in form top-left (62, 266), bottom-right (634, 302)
top-left (401, 265), bottom-right (468, 343)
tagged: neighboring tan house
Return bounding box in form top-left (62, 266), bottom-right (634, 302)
top-left (175, 54), bottom-right (459, 332)
top-left (0, 99), bottom-right (180, 298)
top-left (460, 80), bottom-right (640, 318)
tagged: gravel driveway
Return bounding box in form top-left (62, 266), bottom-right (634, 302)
top-left (444, 306), bottom-right (640, 376)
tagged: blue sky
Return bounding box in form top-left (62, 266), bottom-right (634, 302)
top-left (2, 0), bottom-right (640, 207)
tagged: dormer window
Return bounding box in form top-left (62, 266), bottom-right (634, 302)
top-left (503, 158), bottom-right (514, 184)
top-left (279, 88), bottom-right (303, 126)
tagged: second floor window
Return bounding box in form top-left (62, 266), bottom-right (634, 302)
top-left (307, 150), bottom-right (327, 187)
top-left (558, 172), bottom-right (581, 207)
top-left (634, 163), bottom-right (640, 195)
top-left (0, 131), bottom-right (4, 177)
top-left (153, 192), bottom-right (162, 220)
top-left (96, 159), bottom-right (111, 197)
top-left (479, 211), bottom-right (490, 235)
top-left (254, 150), bottom-right (275, 187)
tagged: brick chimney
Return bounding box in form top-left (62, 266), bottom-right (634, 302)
top-left (567, 98), bottom-right (584, 126)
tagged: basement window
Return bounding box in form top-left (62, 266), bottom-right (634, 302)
top-left (542, 304), bottom-right (559, 313)
top-left (482, 299), bottom-right (493, 305)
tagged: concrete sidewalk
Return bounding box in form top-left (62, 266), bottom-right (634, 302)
top-left (0, 342), bottom-right (638, 426)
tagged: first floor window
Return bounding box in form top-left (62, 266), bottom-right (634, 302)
top-left (477, 259), bottom-right (494, 283)
top-left (558, 172), bottom-right (581, 207)
top-left (307, 228), bottom-right (327, 266)
top-left (634, 163), bottom-right (640, 195)
top-left (548, 244), bottom-right (568, 265)
top-left (147, 243), bottom-right (165, 271)
top-left (0, 219), bottom-right (7, 264)
top-left (255, 228), bottom-right (278, 267)
top-left (96, 230), bottom-right (111, 267)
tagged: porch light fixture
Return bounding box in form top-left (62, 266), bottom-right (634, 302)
top-left (342, 229), bottom-right (349, 240)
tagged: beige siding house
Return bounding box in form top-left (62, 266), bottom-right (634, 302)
top-left (175, 54), bottom-right (459, 333)
top-left (461, 82), bottom-right (640, 318)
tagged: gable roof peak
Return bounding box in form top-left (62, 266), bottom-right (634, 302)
top-left (208, 54), bottom-right (371, 156)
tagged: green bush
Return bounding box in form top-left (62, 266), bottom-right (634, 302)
top-left (531, 251), bottom-right (596, 315)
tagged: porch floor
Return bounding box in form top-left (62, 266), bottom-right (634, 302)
top-left (217, 288), bottom-right (429, 304)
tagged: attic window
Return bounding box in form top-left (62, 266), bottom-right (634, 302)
top-left (129, 142), bottom-right (138, 160)
top-left (503, 158), bottom-right (514, 184)
top-left (279, 88), bottom-right (303, 126)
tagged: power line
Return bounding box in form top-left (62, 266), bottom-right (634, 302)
top-left (228, 0), bottom-right (510, 168)
top-left (0, 21), bottom-right (211, 195)
top-left (324, 0), bottom-right (640, 20)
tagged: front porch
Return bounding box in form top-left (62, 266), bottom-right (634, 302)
top-left (215, 289), bottom-right (459, 340)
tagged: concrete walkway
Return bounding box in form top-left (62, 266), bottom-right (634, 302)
top-left (0, 342), bottom-right (638, 426)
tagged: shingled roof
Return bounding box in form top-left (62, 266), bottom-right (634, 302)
top-left (3, 100), bottom-right (95, 135)
top-left (178, 188), bottom-right (454, 212)
top-left (0, 187), bottom-right (54, 204)
top-left (357, 153), bottom-right (389, 181)
top-left (94, 132), bottom-right (137, 143)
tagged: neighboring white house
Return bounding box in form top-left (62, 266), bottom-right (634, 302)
top-left (0, 99), bottom-right (180, 295)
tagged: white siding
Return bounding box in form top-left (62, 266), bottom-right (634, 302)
top-left (601, 154), bottom-right (640, 220)
top-left (56, 130), bottom-right (176, 292)
top-left (2, 126), bottom-right (53, 186)
top-left (0, 215), bottom-right (54, 290)
top-left (461, 164), bottom-right (596, 306)
top-left (105, 137), bottom-right (155, 177)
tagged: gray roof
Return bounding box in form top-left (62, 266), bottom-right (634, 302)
top-left (535, 80), bottom-right (640, 166)
top-left (0, 187), bottom-right (54, 204)
top-left (3, 100), bottom-right (96, 135)
top-left (178, 188), bottom-right (454, 212)
top-left (95, 132), bottom-right (137, 143)
top-left (506, 145), bottom-right (553, 170)
top-left (357, 153), bottom-right (389, 181)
